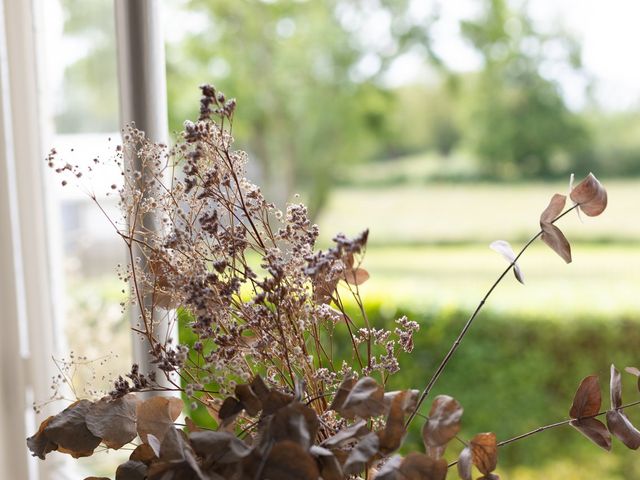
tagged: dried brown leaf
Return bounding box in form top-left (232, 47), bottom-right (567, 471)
top-left (219, 396), bottom-right (243, 427)
top-left (457, 447), bottom-right (472, 480)
top-left (190, 430), bottom-right (250, 467)
top-left (489, 240), bottom-right (525, 284)
top-left (321, 419), bottom-right (370, 449)
top-left (403, 453), bottom-right (448, 480)
top-left (373, 454), bottom-right (403, 479)
top-left (338, 376), bottom-right (385, 420)
top-left (262, 389), bottom-right (294, 416)
top-left (129, 443), bottom-right (156, 464)
top-left (570, 173), bottom-right (608, 217)
top-left (540, 223), bottom-right (572, 263)
top-left (378, 391), bottom-right (412, 454)
top-left (610, 364), bottom-right (622, 409)
top-left (540, 194), bottom-right (567, 224)
top-left (570, 418), bottom-right (612, 451)
top-left (422, 395), bottom-right (463, 454)
top-left (471, 432), bottom-right (498, 475)
top-left (606, 410), bottom-right (640, 449)
top-left (136, 396), bottom-right (183, 444)
top-left (343, 431), bottom-right (380, 475)
top-left (271, 402), bottom-right (320, 449)
top-left (570, 375), bottom-right (601, 418)
top-left (115, 460), bottom-right (147, 480)
top-left (43, 400), bottom-right (101, 458)
top-left (235, 383), bottom-right (262, 416)
top-left (310, 445), bottom-right (344, 480)
top-left (26, 416), bottom-right (57, 459)
top-left (86, 393), bottom-right (140, 449)
top-left (344, 267), bottom-right (370, 286)
top-left (329, 376), bottom-right (357, 412)
top-left (262, 441), bottom-right (320, 480)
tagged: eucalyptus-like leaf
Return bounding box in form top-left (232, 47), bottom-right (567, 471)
top-left (540, 223), bottom-right (572, 263)
top-left (569, 375), bottom-right (601, 418)
top-left (262, 441), bottom-right (320, 480)
top-left (422, 395), bottom-right (463, 455)
top-left (470, 432), bottom-right (498, 475)
top-left (610, 364), bottom-right (622, 409)
top-left (489, 240), bottom-right (525, 284)
top-left (570, 418), bottom-right (612, 451)
top-left (606, 364), bottom-right (640, 449)
top-left (135, 396), bottom-right (183, 444)
top-left (310, 446), bottom-right (343, 480)
top-left (457, 447), bottom-right (472, 480)
top-left (540, 194), bottom-right (567, 224)
top-left (321, 419), bottom-right (370, 449)
top-left (570, 173), bottom-right (607, 217)
top-left (343, 432), bottom-right (380, 475)
top-left (86, 394), bottom-right (140, 450)
top-left (606, 410), bottom-right (640, 450)
top-left (337, 376), bottom-right (385, 420)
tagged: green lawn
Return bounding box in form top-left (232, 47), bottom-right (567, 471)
top-left (318, 180), bottom-right (640, 245)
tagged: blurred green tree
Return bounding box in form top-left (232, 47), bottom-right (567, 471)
top-left (166, 0), bottom-right (438, 214)
top-left (460, 0), bottom-right (592, 178)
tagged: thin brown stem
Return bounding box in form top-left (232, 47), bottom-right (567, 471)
top-left (406, 204), bottom-right (580, 428)
top-left (447, 399), bottom-right (640, 468)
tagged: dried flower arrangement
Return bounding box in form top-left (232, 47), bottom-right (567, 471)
top-left (27, 85), bottom-right (633, 480)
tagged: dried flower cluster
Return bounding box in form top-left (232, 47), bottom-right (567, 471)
top-left (28, 86), bottom-right (623, 480)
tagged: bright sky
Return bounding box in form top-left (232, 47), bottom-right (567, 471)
top-left (425, 0), bottom-right (640, 110)
top-left (44, 0), bottom-right (640, 112)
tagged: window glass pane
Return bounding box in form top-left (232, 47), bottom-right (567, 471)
top-left (42, 0), bottom-right (130, 476)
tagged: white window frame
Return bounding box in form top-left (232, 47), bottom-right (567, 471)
top-left (0, 0), bottom-right (170, 478)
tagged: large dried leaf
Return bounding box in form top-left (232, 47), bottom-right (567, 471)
top-left (115, 460), bottom-right (147, 480)
top-left (399, 453), bottom-right (448, 480)
top-left (610, 364), bottom-right (623, 409)
top-left (606, 364), bottom-right (640, 449)
top-left (344, 268), bottom-right (370, 286)
top-left (262, 389), bottom-right (294, 416)
top-left (219, 396), bottom-right (243, 427)
top-left (570, 418), bottom-right (612, 451)
top-left (270, 402), bottom-right (319, 449)
top-left (86, 394), bottom-right (140, 449)
top-left (27, 416), bottom-right (57, 459)
top-left (261, 441), bottom-right (320, 480)
top-left (489, 240), bottom-right (525, 284)
top-left (343, 431), bottom-right (380, 475)
top-left (375, 453), bottom-right (448, 480)
top-left (190, 430), bottom-right (250, 467)
top-left (540, 223), bottom-right (572, 263)
top-left (310, 445), bottom-right (343, 480)
top-left (379, 391), bottom-right (417, 454)
top-left (569, 375), bottom-right (601, 418)
top-left (136, 396), bottom-right (183, 444)
top-left (321, 419), bottom-right (370, 449)
top-left (337, 377), bottom-right (385, 420)
top-left (606, 410), bottom-right (640, 450)
top-left (457, 447), bottom-right (472, 480)
top-left (329, 376), bottom-right (357, 412)
top-left (373, 454), bottom-right (403, 479)
top-left (570, 173), bottom-right (608, 217)
top-left (470, 432), bottom-right (498, 475)
top-left (130, 443), bottom-right (157, 464)
top-left (540, 194), bottom-right (567, 224)
top-left (422, 395), bottom-right (463, 454)
top-left (235, 383), bottom-right (262, 416)
top-left (43, 400), bottom-right (101, 458)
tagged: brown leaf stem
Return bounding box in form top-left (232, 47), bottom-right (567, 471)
top-left (406, 204), bottom-right (580, 428)
top-left (447, 398), bottom-right (640, 469)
